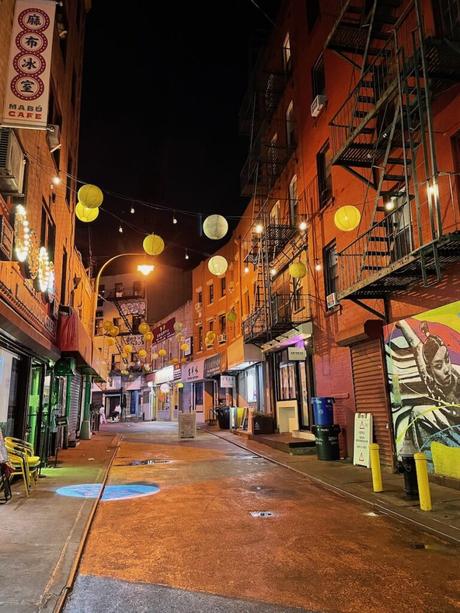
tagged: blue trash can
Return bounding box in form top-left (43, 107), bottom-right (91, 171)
top-left (311, 397), bottom-right (334, 426)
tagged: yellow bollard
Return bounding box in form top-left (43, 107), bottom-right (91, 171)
top-left (414, 452), bottom-right (432, 511)
top-left (369, 443), bottom-right (383, 493)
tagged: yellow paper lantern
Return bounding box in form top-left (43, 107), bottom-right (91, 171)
top-left (208, 255), bottom-right (228, 276)
top-left (123, 344), bottom-right (133, 354)
top-left (226, 310), bottom-right (237, 322)
top-left (75, 202), bottom-right (99, 223)
top-left (158, 348), bottom-right (167, 357)
top-left (206, 331), bottom-right (216, 344)
top-left (138, 322), bottom-right (150, 335)
top-left (138, 349), bottom-right (147, 359)
top-left (143, 233), bottom-right (165, 256)
top-left (180, 342), bottom-right (189, 352)
top-left (144, 332), bottom-right (153, 342)
top-left (334, 205), bottom-right (361, 232)
top-left (172, 357), bottom-right (179, 365)
top-left (173, 321), bottom-right (184, 333)
top-left (176, 382), bottom-right (184, 389)
top-left (152, 352), bottom-right (159, 360)
top-left (103, 320), bottom-right (113, 332)
top-left (105, 337), bottom-right (115, 347)
top-left (181, 357), bottom-right (187, 364)
top-left (77, 184), bottom-right (104, 209)
top-left (109, 325), bottom-right (119, 337)
top-left (289, 261), bottom-right (307, 279)
top-left (203, 214), bottom-right (228, 240)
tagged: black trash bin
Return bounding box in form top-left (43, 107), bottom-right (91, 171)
top-left (312, 424), bottom-right (341, 461)
top-left (215, 406), bottom-right (230, 430)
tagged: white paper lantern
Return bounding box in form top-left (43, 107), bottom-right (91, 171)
top-left (208, 255), bottom-right (228, 276)
top-left (160, 383), bottom-right (169, 393)
top-left (203, 214), bottom-right (228, 240)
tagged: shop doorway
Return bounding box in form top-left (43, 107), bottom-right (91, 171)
top-left (274, 350), bottom-right (314, 430)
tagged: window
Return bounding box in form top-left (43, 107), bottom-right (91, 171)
top-left (244, 290), bottom-right (250, 315)
top-left (220, 277), bottom-right (226, 297)
top-left (283, 33), bottom-right (291, 73)
top-left (306, 0), bottom-right (320, 31)
top-left (289, 175), bottom-right (298, 225)
top-left (133, 280), bottom-right (142, 296)
top-left (317, 141), bottom-right (332, 208)
top-left (113, 317), bottom-right (121, 328)
top-left (324, 241), bottom-right (338, 301)
top-left (286, 101), bottom-right (295, 149)
top-left (60, 247), bottom-right (68, 306)
top-left (198, 325), bottom-right (203, 351)
top-left (197, 290), bottom-right (202, 305)
top-left (115, 282), bottom-right (123, 297)
top-left (209, 320), bottom-right (214, 332)
top-left (253, 282), bottom-right (260, 308)
top-left (312, 54), bottom-right (325, 99)
top-left (47, 88), bottom-right (62, 170)
top-left (219, 314), bottom-right (226, 336)
top-left (208, 283), bottom-right (214, 304)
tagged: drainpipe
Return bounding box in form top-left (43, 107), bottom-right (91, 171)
top-left (80, 375), bottom-right (92, 440)
top-left (63, 374), bottom-right (72, 448)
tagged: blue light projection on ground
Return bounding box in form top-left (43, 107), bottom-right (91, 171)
top-left (55, 483), bottom-right (160, 501)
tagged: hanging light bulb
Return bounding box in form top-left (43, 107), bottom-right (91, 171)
top-left (118, 225), bottom-right (123, 233)
top-left (255, 223), bottom-right (263, 234)
top-left (52, 176), bottom-right (61, 186)
top-left (299, 220), bottom-right (307, 231)
top-left (185, 250), bottom-right (190, 260)
top-left (172, 213), bottom-right (178, 224)
top-left (244, 266), bottom-right (250, 274)
top-left (315, 260), bottom-right (322, 272)
top-left (130, 206), bottom-right (135, 214)
top-left (384, 198), bottom-right (395, 212)
top-left (270, 267), bottom-right (277, 276)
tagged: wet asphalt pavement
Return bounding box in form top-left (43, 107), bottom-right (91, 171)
top-left (65, 422), bottom-right (460, 613)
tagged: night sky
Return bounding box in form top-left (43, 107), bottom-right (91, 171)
top-left (77, 0), bottom-right (280, 272)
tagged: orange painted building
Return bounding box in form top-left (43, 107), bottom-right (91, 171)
top-left (191, 0), bottom-right (460, 474)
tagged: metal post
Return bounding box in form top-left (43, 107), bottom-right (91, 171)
top-left (414, 452), bottom-right (432, 511)
top-left (369, 443), bottom-right (383, 492)
top-left (80, 374), bottom-right (93, 440)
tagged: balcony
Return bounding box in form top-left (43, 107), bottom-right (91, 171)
top-left (107, 288), bottom-right (145, 301)
top-left (335, 174), bottom-right (460, 300)
top-left (243, 293), bottom-right (311, 345)
top-left (244, 202), bottom-right (297, 264)
top-left (240, 137), bottom-right (297, 197)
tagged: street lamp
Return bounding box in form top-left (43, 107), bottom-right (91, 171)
top-left (80, 253), bottom-right (154, 439)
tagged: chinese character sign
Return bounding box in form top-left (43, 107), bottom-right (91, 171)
top-left (2, 0), bottom-right (56, 129)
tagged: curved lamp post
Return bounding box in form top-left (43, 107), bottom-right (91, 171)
top-left (80, 253), bottom-right (154, 440)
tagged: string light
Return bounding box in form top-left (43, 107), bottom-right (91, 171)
top-left (130, 206), bottom-right (135, 214)
top-left (299, 220), bottom-right (307, 231)
top-left (172, 213), bottom-right (178, 224)
top-left (51, 176), bottom-right (61, 186)
top-left (270, 267), bottom-right (277, 276)
top-left (315, 260), bottom-right (322, 272)
top-left (118, 225), bottom-right (123, 233)
top-left (255, 223), bottom-right (263, 234)
top-left (244, 266), bottom-right (249, 274)
top-left (384, 198), bottom-right (395, 211)
top-left (185, 250), bottom-right (190, 260)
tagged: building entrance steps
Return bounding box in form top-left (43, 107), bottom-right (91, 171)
top-left (0, 430), bottom-right (120, 612)
top-left (208, 428), bottom-right (460, 545)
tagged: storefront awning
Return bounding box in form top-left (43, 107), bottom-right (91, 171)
top-left (260, 321), bottom-right (313, 353)
top-left (204, 352), bottom-right (225, 377)
top-left (227, 337), bottom-right (262, 371)
top-left (57, 307), bottom-right (92, 368)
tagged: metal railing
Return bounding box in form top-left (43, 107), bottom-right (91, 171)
top-left (336, 173), bottom-right (460, 297)
top-left (242, 293), bottom-right (311, 342)
top-left (434, 0), bottom-right (460, 40)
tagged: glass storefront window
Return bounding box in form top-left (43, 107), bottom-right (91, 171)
top-left (279, 362), bottom-right (297, 400)
top-left (246, 367), bottom-right (257, 403)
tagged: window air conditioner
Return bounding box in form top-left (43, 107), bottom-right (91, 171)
top-left (47, 124), bottom-right (61, 153)
top-left (326, 292), bottom-right (339, 309)
top-left (311, 95), bottom-right (327, 118)
top-left (218, 334), bottom-right (226, 343)
top-left (0, 128), bottom-right (26, 194)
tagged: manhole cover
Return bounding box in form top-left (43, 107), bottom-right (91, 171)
top-left (129, 458), bottom-right (171, 466)
top-left (250, 511), bottom-right (274, 518)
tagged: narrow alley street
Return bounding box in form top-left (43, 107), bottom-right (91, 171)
top-left (64, 422), bottom-right (460, 613)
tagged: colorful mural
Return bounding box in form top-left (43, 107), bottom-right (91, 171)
top-left (384, 301), bottom-right (460, 478)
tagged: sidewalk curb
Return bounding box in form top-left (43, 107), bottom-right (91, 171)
top-left (48, 433), bottom-right (122, 613)
top-left (207, 429), bottom-right (460, 546)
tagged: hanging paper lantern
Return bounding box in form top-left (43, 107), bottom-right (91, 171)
top-left (334, 205), bottom-right (361, 232)
top-left (203, 214), bottom-right (229, 240)
top-left (144, 331), bottom-right (153, 342)
top-left (77, 184), bottom-right (104, 209)
top-left (205, 331), bottom-right (216, 344)
top-left (105, 337), bottom-right (115, 347)
top-left (226, 310), bottom-right (237, 323)
top-left (144, 364), bottom-right (151, 372)
top-left (176, 382), bottom-right (184, 389)
top-left (158, 348), bottom-right (167, 357)
top-left (103, 320), bottom-right (113, 332)
top-left (123, 343), bottom-right (133, 354)
top-left (109, 325), bottom-right (119, 337)
top-left (160, 383), bottom-right (169, 393)
top-left (152, 352), bottom-right (159, 360)
top-left (143, 233), bottom-right (165, 256)
top-left (138, 348), bottom-right (147, 359)
top-left (173, 321), bottom-right (184, 333)
top-left (180, 342), bottom-right (189, 352)
top-left (75, 202), bottom-right (99, 223)
top-left (181, 357), bottom-right (187, 364)
top-left (208, 255), bottom-right (228, 276)
top-left (172, 357), bottom-right (179, 365)
top-left (289, 261), bottom-right (307, 279)
top-left (138, 322), bottom-right (150, 335)
top-left (194, 302), bottom-right (202, 312)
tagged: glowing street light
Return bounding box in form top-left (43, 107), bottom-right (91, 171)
top-left (137, 264), bottom-right (155, 276)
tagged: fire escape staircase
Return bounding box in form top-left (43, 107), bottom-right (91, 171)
top-left (327, 0), bottom-right (460, 301)
top-left (112, 297), bottom-right (133, 334)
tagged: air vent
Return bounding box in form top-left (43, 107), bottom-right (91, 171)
top-left (0, 129), bottom-right (26, 194)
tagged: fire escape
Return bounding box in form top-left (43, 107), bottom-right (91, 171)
top-left (240, 40), bottom-right (311, 345)
top-left (326, 0), bottom-right (460, 302)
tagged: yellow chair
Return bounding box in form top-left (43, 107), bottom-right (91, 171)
top-left (5, 437), bottom-right (41, 486)
top-left (6, 449), bottom-right (31, 496)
